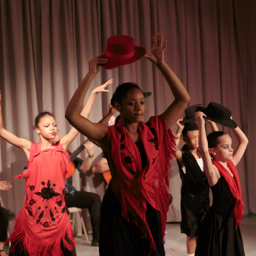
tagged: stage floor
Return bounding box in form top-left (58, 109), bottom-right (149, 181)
top-left (75, 215), bottom-right (256, 256)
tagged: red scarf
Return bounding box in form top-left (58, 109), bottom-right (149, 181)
top-left (107, 116), bottom-right (175, 253)
top-left (212, 159), bottom-right (244, 228)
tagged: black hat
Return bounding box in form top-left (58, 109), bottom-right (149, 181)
top-left (196, 102), bottom-right (237, 128)
top-left (180, 104), bottom-right (203, 124)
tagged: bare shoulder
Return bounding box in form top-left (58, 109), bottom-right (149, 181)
top-left (207, 164), bottom-right (221, 187)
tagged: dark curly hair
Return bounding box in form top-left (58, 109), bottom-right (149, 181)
top-left (110, 82), bottom-right (144, 107)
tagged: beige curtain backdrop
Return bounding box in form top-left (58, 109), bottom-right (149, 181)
top-left (0, 0), bottom-right (255, 232)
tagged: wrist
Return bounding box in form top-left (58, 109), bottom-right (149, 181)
top-left (155, 60), bottom-right (167, 69)
top-left (88, 154), bottom-right (94, 158)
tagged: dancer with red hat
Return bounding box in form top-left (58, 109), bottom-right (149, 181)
top-left (65, 33), bottom-right (190, 256)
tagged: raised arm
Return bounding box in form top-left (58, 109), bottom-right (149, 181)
top-left (61, 78), bottom-right (112, 149)
top-left (232, 126), bottom-right (249, 166)
top-left (207, 119), bottom-right (219, 132)
top-left (78, 140), bottom-right (95, 173)
top-left (173, 118), bottom-right (184, 164)
top-left (196, 112), bottom-right (220, 186)
top-left (65, 56), bottom-right (110, 147)
top-left (0, 92), bottom-right (31, 158)
top-left (145, 34), bottom-right (190, 129)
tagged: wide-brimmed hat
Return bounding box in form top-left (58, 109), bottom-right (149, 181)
top-left (196, 102), bottom-right (237, 128)
top-left (180, 104), bottom-right (203, 124)
top-left (101, 35), bottom-right (146, 69)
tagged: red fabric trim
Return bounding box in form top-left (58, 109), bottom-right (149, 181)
top-left (212, 160), bottom-right (244, 228)
top-left (107, 116), bottom-right (175, 254)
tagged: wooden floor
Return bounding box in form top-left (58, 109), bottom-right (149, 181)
top-left (75, 215), bottom-right (256, 256)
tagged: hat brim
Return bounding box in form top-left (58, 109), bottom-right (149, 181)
top-left (195, 107), bottom-right (237, 128)
top-left (180, 117), bottom-right (196, 124)
top-left (195, 106), bottom-right (206, 112)
top-left (143, 92), bottom-right (152, 98)
top-left (100, 46), bottom-right (146, 70)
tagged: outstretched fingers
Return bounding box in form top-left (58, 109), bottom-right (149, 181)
top-left (94, 79), bottom-right (113, 93)
top-left (101, 79), bottom-right (113, 91)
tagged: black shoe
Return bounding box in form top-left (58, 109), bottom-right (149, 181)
top-left (91, 238), bottom-right (99, 247)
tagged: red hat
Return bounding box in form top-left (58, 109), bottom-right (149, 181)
top-left (101, 35), bottom-right (146, 70)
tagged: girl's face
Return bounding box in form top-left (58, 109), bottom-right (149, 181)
top-left (212, 134), bottom-right (233, 162)
top-left (118, 88), bottom-right (145, 123)
top-left (35, 115), bottom-right (57, 140)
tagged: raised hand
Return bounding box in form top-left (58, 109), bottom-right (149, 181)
top-left (145, 33), bottom-right (167, 65)
top-left (108, 104), bottom-right (116, 115)
top-left (0, 181), bottom-right (12, 191)
top-left (89, 53), bottom-right (108, 75)
top-left (195, 111), bottom-right (206, 126)
top-left (176, 118), bottom-right (185, 130)
top-left (92, 79), bottom-right (113, 94)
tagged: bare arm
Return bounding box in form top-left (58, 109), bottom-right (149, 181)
top-left (0, 92), bottom-right (31, 158)
top-left (173, 118), bottom-right (184, 165)
top-left (196, 111), bottom-right (220, 186)
top-left (65, 56), bottom-right (110, 148)
top-left (92, 157), bottom-right (110, 174)
top-left (145, 34), bottom-right (190, 129)
top-left (207, 119), bottom-right (219, 132)
top-left (61, 79), bottom-right (111, 149)
top-left (0, 241), bottom-right (7, 256)
top-left (232, 126), bottom-right (249, 166)
top-left (79, 141), bottom-right (94, 173)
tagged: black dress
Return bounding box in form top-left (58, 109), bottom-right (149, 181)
top-left (99, 140), bottom-right (165, 256)
top-left (195, 176), bottom-right (245, 256)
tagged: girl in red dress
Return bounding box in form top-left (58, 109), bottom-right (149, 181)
top-left (0, 81), bottom-right (111, 256)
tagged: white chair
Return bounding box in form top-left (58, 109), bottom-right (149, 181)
top-left (68, 207), bottom-right (90, 244)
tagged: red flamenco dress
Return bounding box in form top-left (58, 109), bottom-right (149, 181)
top-left (8, 142), bottom-right (76, 256)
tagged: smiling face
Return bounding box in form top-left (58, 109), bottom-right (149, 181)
top-left (35, 114), bottom-right (58, 140)
top-left (212, 134), bottom-right (233, 162)
top-left (116, 88), bottom-right (145, 124)
top-left (184, 130), bottom-right (199, 150)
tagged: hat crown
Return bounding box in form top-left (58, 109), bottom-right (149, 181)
top-left (102, 35), bottom-right (146, 69)
top-left (182, 104), bottom-right (202, 123)
top-left (106, 35), bottom-right (134, 55)
top-left (184, 108), bottom-right (196, 118)
top-left (205, 102), bottom-right (231, 119)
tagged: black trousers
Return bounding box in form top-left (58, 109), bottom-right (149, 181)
top-left (0, 206), bottom-right (9, 242)
top-left (65, 191), bottom-right (101, 240)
